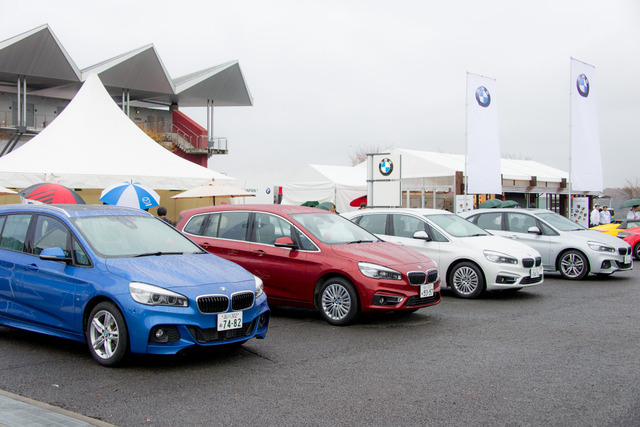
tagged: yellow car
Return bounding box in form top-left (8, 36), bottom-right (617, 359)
top-left (590, 218), bottom-right (640, 236)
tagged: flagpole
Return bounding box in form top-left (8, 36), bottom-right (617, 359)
top-left (464, 72), bottom-right (469, 199)
top-left (568, 57), bottom-right (573, 219)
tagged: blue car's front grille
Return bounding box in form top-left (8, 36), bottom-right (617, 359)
top-left (187, 319), bottom-right (257, 343)
top-left (197, 295), bottom-right (229, 313)
top-left (231, 292), bottom-right (255, 310)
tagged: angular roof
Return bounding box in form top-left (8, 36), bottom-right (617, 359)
top-left (0, 74), bottom-right (229, 190)
top-left (0, 24), bottom-right (81, 88)
top-left (0, 24), bottom-right (252, 107)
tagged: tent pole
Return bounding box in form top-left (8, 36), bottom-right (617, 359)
top-left (16, 78), bottom-right (21, 127)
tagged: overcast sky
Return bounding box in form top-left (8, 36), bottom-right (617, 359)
top-left (2, 0), bottom-right (639, 188)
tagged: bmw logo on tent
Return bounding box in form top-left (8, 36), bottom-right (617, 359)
top-left (379, 158), bottom-right (393, 176)
top-left (475, 86), bottom-right (491, 107)
top-left (577, 74), bottom-right (589, 97)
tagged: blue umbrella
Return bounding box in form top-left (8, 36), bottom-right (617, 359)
top-left (100, 181), bottom-right (160, 209)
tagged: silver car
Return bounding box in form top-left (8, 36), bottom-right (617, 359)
top-left (460, 208), bottom-right (633, 280)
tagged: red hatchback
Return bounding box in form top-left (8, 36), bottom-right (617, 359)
top-left (177, 204), bottom-right (441, 325)
top-left (617, 226), bottom-right (640, 261)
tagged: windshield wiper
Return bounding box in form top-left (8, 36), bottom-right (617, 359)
top-left (135, 251), bottom-right (184, 257)
top-left (347, 240), bottom-right (374, 244)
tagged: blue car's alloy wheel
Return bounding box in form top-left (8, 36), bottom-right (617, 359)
top-left (87, 302), bottom-right (128, 367)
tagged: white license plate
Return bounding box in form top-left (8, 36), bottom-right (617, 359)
top-left (420, 283), bottom-right (434, 298)
top-left (218, 311), bottom-right (243, 331)
top-left (624, 254), bottom-right (631, 264)
top-left (530, 266), bottom-right (542, 278)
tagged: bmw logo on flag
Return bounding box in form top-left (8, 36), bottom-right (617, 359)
top-left (577, 74), bottom-right (590, 97)
top-left (379, 158), bottom-right (393, 176)
top-left (475, 86), bottom-right (491, 108)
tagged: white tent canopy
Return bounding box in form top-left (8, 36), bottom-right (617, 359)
top-left (282, 164), bottom-right (366, 213)
top-left (393, 148), bottom-right (567, 183)
top-left (0, 74), bottom-right (229, 190)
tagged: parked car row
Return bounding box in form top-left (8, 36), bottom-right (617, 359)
top-left (0, 203), bottom-right (633, 366)
top-left (341, 208), bottom-right (543, 299)
top-left (460, 208), bottom-right (633, 280)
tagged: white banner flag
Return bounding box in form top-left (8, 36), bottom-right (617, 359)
top-left (466, 72), bottom-right (502, 194)
top-left (570, 58), bottom-right (603, 192)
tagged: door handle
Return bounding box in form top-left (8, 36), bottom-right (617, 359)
top-left (27, 264), bottom-right (39, 271)
top-left (253, 250), bottom-right (266, 257)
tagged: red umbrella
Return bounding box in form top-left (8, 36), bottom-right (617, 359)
top-left (18, 183), bottom-right (85, 204)
top-left (350, 195), bottom-right (367, 207)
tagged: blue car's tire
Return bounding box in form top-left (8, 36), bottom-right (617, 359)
top-left (86, 302), bottom-right (128, 367)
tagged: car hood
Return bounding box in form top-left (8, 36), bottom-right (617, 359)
top-left (104, 253), bottom-right (254, 289)
top-left (565, 229), bottom-right (631, 247)
top-left (460, 235), bottom-right (541, 257)
top-left (331, 241), bottom-right (435, 267)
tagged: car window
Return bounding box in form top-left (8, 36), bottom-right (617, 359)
top-left (0, 214), bottom-right (31, 252)
top-left (217, 212), bottom-right (250, 241)
top-left (74, 216), bottom-right (203, 258)
top-left (507, 213), bottom-right (537, 233)
top-left (428, 214), bottom-right (489, 237)
top-left (625, 220), bottom-right (640, 229)
top-left (290, 212), bottom-right (377, 245)
top-left (72, 238), bottom-right (91, 266)
top-left (183, 214), bottom-right (207, 235)
top-left (359, 214), bottom-right (387, 235)
top-left (392, 214), bottom-right (424, 238)
top-left (425, 223), bottom-right (449, 242)
top-left (475, 212), bottom-right (502, 231)
top-left (202, 213), bottom-right (221, 237)
top-left (33, 215), bottom-right (71, 257)
top-left (253, 213), bottom-right (293, 245)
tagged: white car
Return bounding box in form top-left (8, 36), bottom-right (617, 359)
top-left (342, 208), bottom-right (543, 299)
top-left (460, 208), bottom-right (633, 280)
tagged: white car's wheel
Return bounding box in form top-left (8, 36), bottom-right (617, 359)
top-left (449, 262), bottom-right (484, 299)
top-left (559, 250), bottom-right (589, 280)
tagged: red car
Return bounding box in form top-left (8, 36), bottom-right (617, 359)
top-left (617, 226), bottom-right (640, 260)
top-left (176, 204), bottom-right (441, 325)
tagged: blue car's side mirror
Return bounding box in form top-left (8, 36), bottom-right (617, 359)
top-left (40, 247), bottom-right (72, 263)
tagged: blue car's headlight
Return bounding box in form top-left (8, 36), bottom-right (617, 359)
top-left (587, 241), bottom-right (615, 253)
top-left (484, 250), bottom-right (518, 264)
top-left (255, 276), bottom-right (264, 298)
top-left (129, 282), bottom-right (189, 307)
top-left (358, 262), bottom-right (402, 280)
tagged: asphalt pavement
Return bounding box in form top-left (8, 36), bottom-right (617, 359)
top-left (1, 268), bottom-right (639, 426)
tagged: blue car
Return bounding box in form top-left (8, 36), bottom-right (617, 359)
top-left (0, 204), bottom-right (269, 366)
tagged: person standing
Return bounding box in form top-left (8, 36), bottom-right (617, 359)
top-left (627, 205), bottom-right (640, 220)
top-left (590, 203), bottom-right (601, 227)
top-left (157, 206), bottom-right (173, 225)
top-left (600, 206), bottom-right (611, 224)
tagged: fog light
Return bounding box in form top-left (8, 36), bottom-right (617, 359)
top-left (149, 326), bottom-right (180, 344)
top-left (258, 312), bottom-right (270, 329)
top-left (601, 260), bottom-right (611, 269)
top-left (373, 294), bottom-right (404, 306)
top-left (496, 275), bottom-right (518, 284)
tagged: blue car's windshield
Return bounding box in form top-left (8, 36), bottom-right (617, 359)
top-left (73, 216), bottom-right (205, 258)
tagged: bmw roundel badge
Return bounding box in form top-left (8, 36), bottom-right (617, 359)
top-left (576, 74), bottom-right (589, 98)
top-left (379, 158), bottom-right (393, 176)
top-left (475, 86), bottom-right (491, 108)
